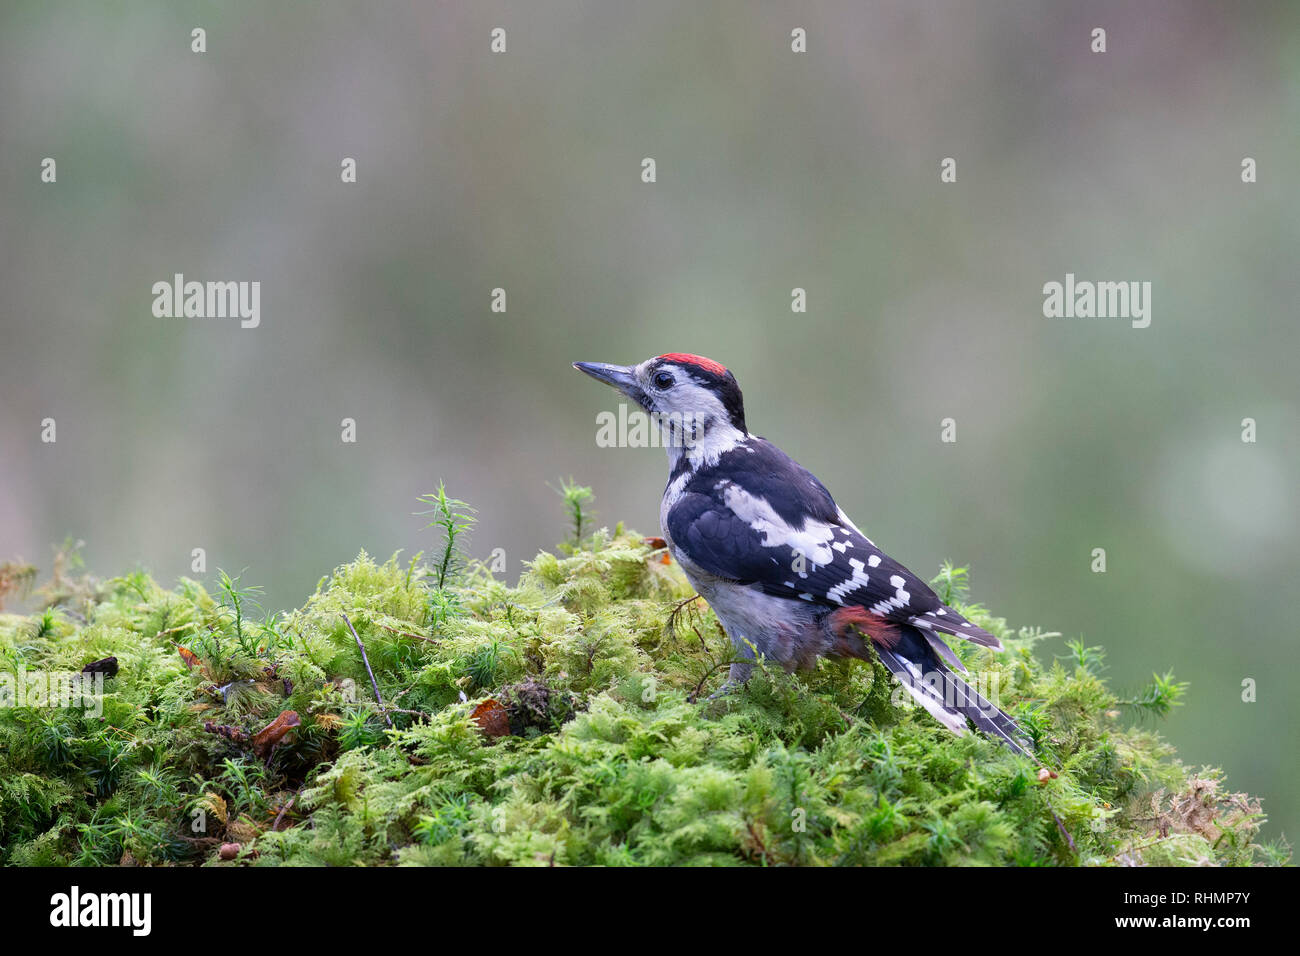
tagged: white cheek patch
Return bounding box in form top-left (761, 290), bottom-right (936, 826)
top-left (824, 557), bottom-right (870, 606)
top-left (650, 375), bottom-right (746, 468)
top-left (721, 482), bottom-right (836, 568)
top-left (659, 378), bottom-right (726, 426)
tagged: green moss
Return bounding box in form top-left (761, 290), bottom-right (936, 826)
top-left (0, 514), bottom-right (1285, 867)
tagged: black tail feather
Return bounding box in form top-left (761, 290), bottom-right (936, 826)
top-left (876, 629), bottom-right (1034, 759)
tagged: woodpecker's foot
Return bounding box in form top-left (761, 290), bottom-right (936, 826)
top-left (706, 680), bottom-right (740, 701)
top-left (706, 661), bottom-right (753, 700)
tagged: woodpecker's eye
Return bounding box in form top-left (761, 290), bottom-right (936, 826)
top-left (653, 371), bottom-right (675, 389)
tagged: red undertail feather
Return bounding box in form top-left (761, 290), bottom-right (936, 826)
top-left (828, 605), bottom-right (901, 650)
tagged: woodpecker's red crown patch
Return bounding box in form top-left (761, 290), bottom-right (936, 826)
top-left (658, 353), bottom-right (728, 377)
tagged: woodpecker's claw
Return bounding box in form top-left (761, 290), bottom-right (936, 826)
top-left (706, 661), bottom-right (754, 700)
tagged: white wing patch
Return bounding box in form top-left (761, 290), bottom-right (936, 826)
top-left (721, 482), bottom-right (836, 567)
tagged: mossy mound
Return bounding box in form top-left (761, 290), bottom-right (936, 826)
top-left (0, 525), bottom-right (1284, 867)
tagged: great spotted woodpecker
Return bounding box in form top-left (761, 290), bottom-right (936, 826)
top-left (575, 353), bottom-right (1033, 757)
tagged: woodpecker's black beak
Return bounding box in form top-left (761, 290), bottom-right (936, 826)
top-left (573, 362), bottom-right (642, 400)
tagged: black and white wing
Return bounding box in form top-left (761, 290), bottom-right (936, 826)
top-left (667, 442), bottom-right (1001, 649)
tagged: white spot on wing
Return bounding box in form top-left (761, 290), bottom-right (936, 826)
top-left (868, 575), bottom-right (913, 616)
top-left (825, 557), bottom-right (870, 605)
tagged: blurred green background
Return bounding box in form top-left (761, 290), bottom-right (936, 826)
top-left (2, 1), bottom-right (1296, 841)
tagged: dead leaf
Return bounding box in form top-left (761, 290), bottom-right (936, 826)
top-left (177, 645), bottom-right (207, 677)
top-left (252, 710), bottom-right (301, 758)
top-left (471, 699), bottom-right (511, 738)
top-left (642, 537), bottom-right (672, 564)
